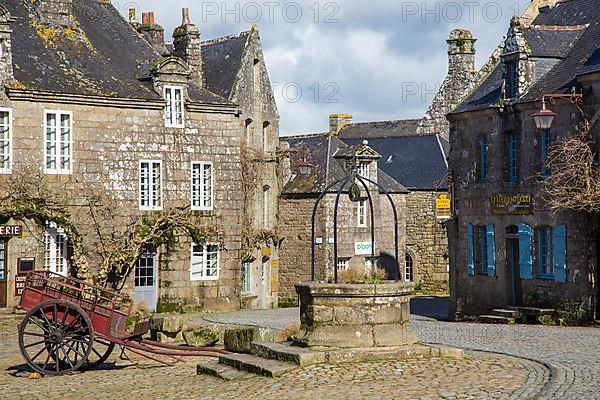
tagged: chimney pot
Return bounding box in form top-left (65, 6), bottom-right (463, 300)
top-left (128, 7), bottom-right (136, 23)
top-left (142, 12), bottom-right (148, 25)
top-left (182, 8), bottom-right (190, 25)
top-left (148, 11), bottom-right (155, 25)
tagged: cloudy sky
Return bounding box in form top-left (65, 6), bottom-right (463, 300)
top-left (115, 0), bottom-right (531, 134)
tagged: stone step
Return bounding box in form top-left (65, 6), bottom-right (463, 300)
top-left (219, 353), bottom-right (297, 378)
top-left (492, 309), bottom-right (521, 319)
top-left (197, 359), bottom-right (256, 381)
top-left (479, 315), bottom-right (516, 324)
top-left (506, 306), bottom-right (555, 316)
top-left (250, 341), bottom-right (326, 367)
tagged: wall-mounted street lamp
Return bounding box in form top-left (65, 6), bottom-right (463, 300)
top-left (296, 157), bottom-right (314, 175)
top-left (532, 92), bottom-right (588, 132)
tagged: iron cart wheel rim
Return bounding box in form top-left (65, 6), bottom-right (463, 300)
top-left (18, 299), bottom-right (94, 376)
top-left (82, 337), bottom-right (115, 370)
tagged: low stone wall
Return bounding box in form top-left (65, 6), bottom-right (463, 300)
top-left (295, 282), bottom-right (417, 348)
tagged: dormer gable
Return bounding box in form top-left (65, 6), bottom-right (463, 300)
top-left (501, 17), bottom-right (534, 100)
top-left (151, 56), bottom-right (191, 94)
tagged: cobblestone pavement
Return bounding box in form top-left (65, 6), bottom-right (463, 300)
top-left (0, 315), bottom-right (535, 399)
top-left (203, 301), bottom-right (600, 399)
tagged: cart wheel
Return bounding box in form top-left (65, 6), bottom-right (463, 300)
top-left (82, 337), bottom-right (115, 369)
top-left (18, 300), bottom-right (94, 376)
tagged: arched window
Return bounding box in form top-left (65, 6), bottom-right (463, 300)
top-left (405, 253), bottom-right (413, 282)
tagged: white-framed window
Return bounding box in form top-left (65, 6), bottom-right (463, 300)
top-left (191, 161), bottom-right (213, 210)
top-left (405, 253), bottom-right (414, 282)
top-left (336, 257), bottom-right (350, 271)
top-left (44, 110), bottom-right (72, 174)
top-left (241, 261), bottom-right (251, 294)
top-left (44, 223), bottom-right (68, 275)
top-left (358, 161), bottom-right (370, 179)
top-left (139, 160), bottom-right (162, 210)
top-left (357, 199), bottom-right (367, 227)
top-left (164, 86), bottom-right (184, 128)
top-left (0, 108), bottom-right (11, 173)
top-left (190, 243), bottom-right (220, 281)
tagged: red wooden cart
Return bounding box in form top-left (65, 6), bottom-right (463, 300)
top-left (17, 271), bottom-right (228, 376)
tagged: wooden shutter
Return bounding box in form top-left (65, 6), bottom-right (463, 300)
top-left (553, 224), bottom-right (567, 283)
top-left (486, 224), bottom-right (496, 277)
top-left (467, 224), bottom-right (475, 276)
top-left (518, 224), bottom-right (533, 280)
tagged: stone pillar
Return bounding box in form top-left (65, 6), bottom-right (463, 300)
top-left (137, 11), bottom-right (169, 56)
top-left (173, 8), bottom-right (203, 88)
top-left (33, 0), bottom-right (74, 27)
top-left (446, 29), bottom-right (476, 100)
top-left (0, 6), bottom-right (14, 86)
top-left (329, 114), bottom-right (353, 134)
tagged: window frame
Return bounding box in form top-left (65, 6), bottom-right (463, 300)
top-left (44, 224), bottom-right (68, 276)
top-left (190, 242), bottom-right (220, 282)
top-left (241, 261), bottom-right (252, 294)
top-left (0, 108), bottom-right (12, 174)
top-left (479, 135), bottom-right (487, 182)
top-left (541, 128), bottom-right (551, 177)
top-left (263, 188), bottom-right (270, 228)
top-left (357, 199), bottom-right (367, 227)
top-left (507, 131), bottom-right (519, 182)
top-left (262, 121), bottom-right (270, 152)
top-left (538, 226), bottom-right (554, 279)
top-left (139, 160), bottom-right (163, 211)
top-left (44, 110), bottom-right (73, 175)
top-left (336, 257), bottom-right (350, 271)
top-left (164, 86), bottom-right (185, 128)
top-left (506, 61), bottom-right (518, 99)
top-left (474, 225), bottom-right (488, 274)
top-left (405, 253), bottom-right (414, 282)
top-left (191, 161), bottom-right (214, 211)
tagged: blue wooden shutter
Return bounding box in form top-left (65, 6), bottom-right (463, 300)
top-left (553, 224), bottom-right (567, 283)
top-left (486, 224), bottom-right (496, 277)
top-left (467, 224), bottom-right (475, 276)
top-left (518, 224), bottom-right (533, 280)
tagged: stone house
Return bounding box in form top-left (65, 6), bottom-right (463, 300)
top-left (276, 27), bottom-right (488, 301)
top-left (0, 0), bottom-right (279, 311)
top-left (278, 134), bottom-right (408, 306)
top-left (447, 0), bottom-right (600, 320)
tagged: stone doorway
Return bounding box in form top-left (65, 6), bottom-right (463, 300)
top-left (506, 226), bottom-right (521, 306)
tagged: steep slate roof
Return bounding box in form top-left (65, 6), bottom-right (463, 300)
top-left (338, 120), bottom-right (421, 139)
top-left (454, 0), bottom-right (600, 113)
top-left (201, 31), bottom-right (250, 99)
top-left (282, 135), bottom-right (408, 195)
top-left (5, 0), bottom-right (232, 104)
top-left (343, 136), bottom-right (449, 191)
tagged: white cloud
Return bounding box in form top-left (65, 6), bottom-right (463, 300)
top-left (118, 0), bottom-right (532, 133)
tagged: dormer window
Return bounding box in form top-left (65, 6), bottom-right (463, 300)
top-left (358, 161), bottom-right (370, 180)
top-left (164, 86), bottom-right (184, 128)
top-left (506, 61), bottom-right (518, 99)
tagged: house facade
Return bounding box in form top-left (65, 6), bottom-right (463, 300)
top-left (447, 0), bottom-right (600, 320)
top-left (278, 134), bottom-right (408, 306)
top-left (0, 0), bottom-right (279, 311)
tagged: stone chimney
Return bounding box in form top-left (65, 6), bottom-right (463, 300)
top-left (417, 29), bottom-right (477, 138)
top-left (137, 11), bottom-right (169, 56)
top-left (32, 0), bottom-right (74, 27)
top-left (0, 6), bottom-right (15, 86)
top-left (329, 114), bottom-right (353, 133)
top-left (173, 8), bottom-right (203, 87)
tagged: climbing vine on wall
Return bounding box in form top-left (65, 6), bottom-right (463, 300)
top-left (0, 167), bottom-right (222, 291)
top-left (240, 146), bottom-right (286, 262)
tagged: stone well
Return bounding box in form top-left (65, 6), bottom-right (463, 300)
top-left (294, 282), bottom-right (417, 348)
